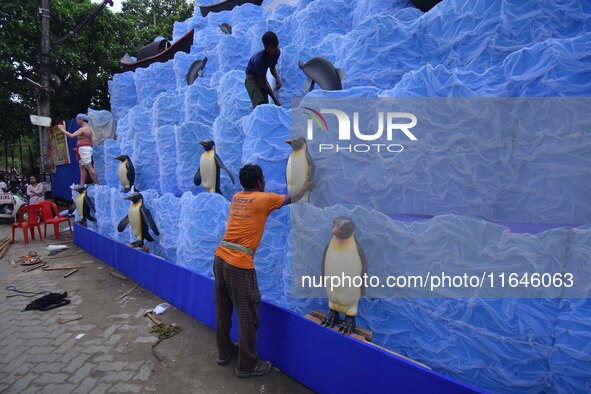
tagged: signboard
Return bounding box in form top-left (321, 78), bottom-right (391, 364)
top-left (49, 125), bottom-right (70, 171)
top-left (0, 193), bottom-right (13, 203)
top-left (30, 115), bottom-right (52, 127)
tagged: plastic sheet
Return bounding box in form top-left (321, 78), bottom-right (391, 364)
top-left (241, 105), bottom-right (291, 194)
top-left (151, 92), bottom-right (185, 130)
top-left (176, 192), bottom-right (230, 276)
top-left (175, 122), bottom-right (213, 195)
top-left (107, 72), bottom-right (137, 120)
top-left (100, 0), bottom-right (591, 391)
top-left (88, 109), bottom-right (116, 145)
top-left (91, 145), bottom-right (105, 185)
top-left (132, 127), bottom-right (160, 193)
top-left (155, 125), bottom-right (180, 196)
top-left (134, 61), bottom-right (177, 107)
top-left (184, 80), bottom-right (219, 126)
top-left (103, 139), bottom-right (122, 189)
top-left (212, 116), bottom-right (243, 197)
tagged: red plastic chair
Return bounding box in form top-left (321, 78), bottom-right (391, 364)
top-left (11, 205), bottom-right (43, 245)
top-left (38, 200), bottom-right (72, 240)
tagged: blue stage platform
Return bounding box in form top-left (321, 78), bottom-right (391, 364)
top-left (74, 224), bottom-right (481, 393)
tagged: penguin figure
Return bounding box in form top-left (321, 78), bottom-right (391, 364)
top-left (321, 216), bottom-right (366, 335)
top-left (73, 185), bottom-right (96, 226)
top-left (286, 136), bottom-right (315, 202)
top-left (114, 154), bottom-right (136, 193)
top-left (194, 139), bottom-right (235, 194)
top-left (117, 192), bottom-right (159, 248)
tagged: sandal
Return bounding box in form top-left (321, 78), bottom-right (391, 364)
top-left (216, 344), bottom-right (238, 366)
top-left (235, 359), bottom-right (272, 378)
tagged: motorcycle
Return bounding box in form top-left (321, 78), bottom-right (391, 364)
top-left (0, 181), bottom-right (29, 222)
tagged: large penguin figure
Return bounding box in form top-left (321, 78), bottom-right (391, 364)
top-left (194, 139), bottom-right (235, 194)
top-left (286, 137), bottom-right (315, 202)
top-left (321, 216), bottom-right (366, 335)
top-left (73, 185), bottom-right (96, 225)
top-left (117, 192), bottom-right (159, 248)
top-left (114, 154), bottom-right (135, 193)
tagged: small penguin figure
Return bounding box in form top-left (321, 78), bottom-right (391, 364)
top-left (114, 154), bottom-right (135, 193)
top-left (73, 185), bottom-right (96, 226)
top-left (321, 216), bottom-right (366, 335)
top-left (194, 139), bottom-right (235, 194)
top-left (286, 137), bottom-right (315, 203)
top-left (117, 192), bottom-right (159, 248)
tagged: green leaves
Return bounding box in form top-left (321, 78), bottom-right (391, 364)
top-left (0, 0), bottom-right (194, 143)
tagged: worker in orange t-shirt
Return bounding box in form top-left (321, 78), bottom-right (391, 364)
top-left (214, 163), bottom-right (314, 378)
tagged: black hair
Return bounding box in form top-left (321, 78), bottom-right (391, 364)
top-left (239, 164), bottom-right (264, 189)
top-left (262, 31), bottom-right (279, 48)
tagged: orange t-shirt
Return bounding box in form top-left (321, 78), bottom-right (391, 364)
top-left (215, 191), bottom-right (286, 269)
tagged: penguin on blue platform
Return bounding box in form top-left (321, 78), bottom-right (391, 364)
top-left (321, 216), bottom-right (366, 335)
top-left (118, 192), bottom-right (159, 248)
top-left (286, 136), bottom-right (315, 203)
top-left (194, 139), bottom-right (235, 194)
top-left (73, 185), bottom-right (96, 226)
top-left (114, 154), bottom-right (135, 193)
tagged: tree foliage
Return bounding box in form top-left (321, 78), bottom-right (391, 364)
top-left (0, 0), bottom-right (194, 145)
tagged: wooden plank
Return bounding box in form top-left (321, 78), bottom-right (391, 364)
top-left (145, 312), bottom-right (161, 325)
top-left (23, 263), bottom-right (47, 273)
top-left (47, 249), bottom-right (85, 260)
top-left (42, 266), bottom-right (85, 271)
top-left (305, 314), bottom-right (368, 341)
top-left (118, 284), bottom-right (139, 299)
top-left (109, 271), bottom-right (128, 281)
top-left (310, 310), bottom-right (373, 341)
top-left (0, 238), bottom-right (12, 258)
top-left (58, 316), bottom-right (83, 324)
top-left (63, 269), bottom-right (78, 278)
top-left (305, 313), bottom-right (432, 370)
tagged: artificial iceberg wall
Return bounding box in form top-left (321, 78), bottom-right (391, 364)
top-left (84, 0), bottom-right (591, 392)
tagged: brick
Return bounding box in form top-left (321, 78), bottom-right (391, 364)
top-left (82, 345), bottom-right (109, 355)
top-left (31, 362), bottom-right (66, 374)
top-left (63, 354), bottom-right (90, 374)
top-left (92, 354), bottom-right (114, 363)
top-left (41, 383), bottom-right (78, 393)
top-left (89, 382), bottom-right (112, 394)
top-left (69, 362), bottom-right (95, 384)
top-left (7, 373), bottom-right (37, 392)
top-left (57, 348), bottom-right (79, 364)
top-left (55, 339), bottom-right (75, 355)
top-left (109, 383), bottom-right (142, 393)
top-left (102, 324), bottom-right (120, 338)
top-left (29, 353), bottom-right (60, 364)
top-left (27, 346), bottom-right (55, 355)
top-left (104, 334), bottom-right (124, 346)
top-left (35, 372), bottom-right (68, 385)
top-left (3, 354), bottom-right (31, 374)
top-left (94, 361), bottom-right (128, 372)
top-left (75, 376), bottom-right (97, 393)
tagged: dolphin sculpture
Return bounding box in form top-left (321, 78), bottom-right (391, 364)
top-left (186, 57), bottom-right (208, 86)
top-left (298, 57), bottom-right (346, 93)
top-left (219, 23), bottom-right (232, 35)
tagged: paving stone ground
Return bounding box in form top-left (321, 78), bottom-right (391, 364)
top-left (0, 222), bottom-right (311, 393)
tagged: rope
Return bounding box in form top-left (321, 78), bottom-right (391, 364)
top-left (5, 286), bottom-right (50, 298)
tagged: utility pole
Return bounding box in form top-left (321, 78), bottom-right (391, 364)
top-left (38, 0), bottom-right (51, 180)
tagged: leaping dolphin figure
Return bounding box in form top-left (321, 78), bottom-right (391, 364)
top-left (186, 57), bottom-right (208, 86)
top-left (219, 23), bottom-right (232, 35)
top-left (298, 57), bottom-right (346, 93)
